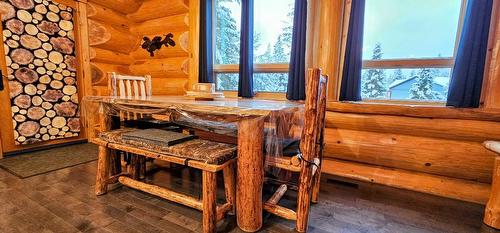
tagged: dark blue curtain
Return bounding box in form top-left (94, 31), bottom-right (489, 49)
top-left (446, 0), bottom-right (493, 108)
top-left (238, 0), bottom-right (255, 98)
top-left (198, 0), bottom-right (214, 83)
top-left (286, 0), bottom-right (308, 101)
top-left (339, 0), bottom-right (365, 101)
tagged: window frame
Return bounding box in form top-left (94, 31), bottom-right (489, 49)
top-left (211, 0), bottom-right (291, 94)
top-left (356, 0), bottom-right (468, 104)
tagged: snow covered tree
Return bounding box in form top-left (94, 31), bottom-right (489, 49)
top-left (392, 69), bottom-right (405, 81)
top-left (409, 68), bottom-right (442, 100)
top-left (362, 43), bottom-right (386, 99)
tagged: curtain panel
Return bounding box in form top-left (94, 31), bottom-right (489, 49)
top-left (339, 0), bottom-right (365, 101)
top-left (446, 0), bottom-right (493, 108)
top-left (238, 0), bottom-right (255, 98)
top-left (286, 0), bottom-right (308, 101)
top-left (199, 0), bottom-right (214, 83)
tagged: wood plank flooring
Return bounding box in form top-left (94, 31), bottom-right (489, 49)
top-left (0, 158), bottom-right (497, 233)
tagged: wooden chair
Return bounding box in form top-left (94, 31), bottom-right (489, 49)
top-left (106, 72), bottom-right (153, 178)
top-left (264, 68), bottom-right (328, 232)
top-left (484, 141), bottom-right (500, 229)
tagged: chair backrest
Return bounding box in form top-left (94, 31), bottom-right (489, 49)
top-left (107, 72), bottom-right (152, 99)
top-left (301, 68), bottom-right (328, 162)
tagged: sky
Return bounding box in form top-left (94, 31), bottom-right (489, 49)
top-left (223, 0), bottom-right (294, 55)
top-left (363, 0), bottom-right (463, 60)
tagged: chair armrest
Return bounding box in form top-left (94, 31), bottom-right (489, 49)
top-left (484, 141), bottom-right (500, 154)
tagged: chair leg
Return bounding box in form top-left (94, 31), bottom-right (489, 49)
top-left (223, 163), bottom-right (236, 214)
top-left (202, 171), bottom-right (217, 233)
top-left (129, 154), bottom-right (141, 180)
top-left (95, 146), bottom-right (111, 195)
top-left (311, 166), bottom-right (322, 204)
top-left (296, 165), bottom-right (314, 233)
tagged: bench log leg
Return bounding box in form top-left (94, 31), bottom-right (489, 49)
top-left (202, 171), bottom-right (217, 233)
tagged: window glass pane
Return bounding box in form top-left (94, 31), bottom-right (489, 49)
top-left (363, 0), bottom-right (462, 60)
top-left (254, 0), bottom-right (294, 64)
top-left (215, 0), bottom-right (241, 65)
top-left (254, 73), bottom-right (288, 92)
top-left (216, 73), bottom-right (239, 91)
top-left (361, 68), bottom-right (451, 101)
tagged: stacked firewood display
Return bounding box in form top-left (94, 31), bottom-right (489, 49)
top-left (86, 0), bottom-right (190, 96)
top-left (1, 0), bottom-right (80, 145)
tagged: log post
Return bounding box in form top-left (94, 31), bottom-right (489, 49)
top-left (236, 117), bottom-right (264, 232)
top-left (202, 171), bottom-right (217, 233)
top-left (484, 141), bottom-right (500, 229)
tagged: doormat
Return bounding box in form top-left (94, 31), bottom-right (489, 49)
top-left (0, 143), bottom-right (98, 178)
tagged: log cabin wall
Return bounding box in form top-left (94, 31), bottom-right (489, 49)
top-left (317, 0), bottom-right (500, 205)
top-left (85, 0), bottom-right (190, 96)
top-left (86, 0), bottom-right (140, 96)
top-left (128, 0), bottom-right (190, 95)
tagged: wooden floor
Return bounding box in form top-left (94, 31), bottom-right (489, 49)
top-left (0, 159), bottom-right (497, 233)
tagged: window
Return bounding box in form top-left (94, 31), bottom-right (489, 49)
top-left (213, 0), bottom-right (294, 92)
top-left (360, 0), bottom-right (465, 102)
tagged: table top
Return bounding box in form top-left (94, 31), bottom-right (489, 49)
top-left (82, 95), bottom-right (304, 118)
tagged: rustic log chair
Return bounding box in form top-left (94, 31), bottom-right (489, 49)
top-left (264, 68), bottom-right (328, 232)
top-left (107, 72), bottom-right (153, 178)
top-left (484, 141), bottom-right (500, 229)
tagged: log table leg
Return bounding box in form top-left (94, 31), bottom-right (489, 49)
top-left (202, 171), bottom-right (217, 233)
top-left (484, 155), bottom-right (500, 228)
top-left (236, 117), bottom-right (264, 232)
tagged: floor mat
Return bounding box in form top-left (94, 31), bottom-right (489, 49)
top-left (0, 143), bottom-right (98, 178)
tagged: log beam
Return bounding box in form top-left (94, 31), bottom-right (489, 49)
top-left (128, 0), bottom-right (189, 22)
top-left (88, 0), bottom-right (141, 14)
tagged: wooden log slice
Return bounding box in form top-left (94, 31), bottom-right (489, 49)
top-left (52, 116), bottom-right (66, 128)
top-left (48, 51), bottom-right (63, 64)
top-left (64, 55), bottom-right (76, 71)
top-left (15, 67), bottom-right (38, 84)
top-left (17, 10), bottom-right (33, 23)
top-left (18, 121), bottom-right (40, 137)
top-left (24, 84), bottom-right (37, 95)
top-left (25, 24), bottom-right (38, 35)
top-left (41, 102), bottom-right (52, 110)
top-left (48, 4), bottom-right (59, 13)
top-left (14, 114), bottom-right (26, 122)
top-left (9, 81), bottom-right (23, 98)
top-left (0, 2), bottom-right (16, 21)
top-left (46, 12), bottom-right (60, 22)
top-left (34, 49), bottom-right (48, 58)
top-left (60, 11), bottom-right (72, 21)
top-left (6, 39), bottom-right (19, 48)
top-left (50, 37), bottom-right (73, 54)
top-left (62, 85), bottom-right (76, 95)
top-left (37, 20), bottom-right (60, 35)
top-left (6, 19), bottom-right (24, 34)
top-left (59, 20), bottom-right (73, 31)
top-left (14, 94), bottom-right (31, 109)
top-left (35, 4), bottom-right (47, 14)
top-left (32, 95), bottom-right (42, 106)
top-left (41, 89), bottom-right (63, 102)
top-left (49, 80), bottom-right (63, 89)
top-left (54, 102), bottom-right (77, 117)
top-left (27, 106), bottom-right (45, 120)
top-left (20, 35), bottom-right (42, 49)
top-left (88, 20), bottom-right (110, 45)
top-left (9, 0), bottom-right (35, 10)
top-left (11, 48), bottom-right (34, 65)
top-left (63, 77), bottom-right (75, 85)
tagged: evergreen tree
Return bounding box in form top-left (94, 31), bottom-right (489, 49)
top-left (409, 68), bottom-right (442, 100)
top-left (361, 43), bottom-right (386, 99)
top-left (392, 69), bottom-right (405, 82)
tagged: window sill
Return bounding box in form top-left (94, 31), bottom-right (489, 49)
top-left (221, 91), bottom-right (287, 100)
top-left (327, 101), bottom-right (500, 122)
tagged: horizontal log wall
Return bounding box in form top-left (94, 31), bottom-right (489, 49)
top-left (127, 0), bottom-right (190, 95)
top-left (86, 1), bottom-right (140, 96)
top-left (323, 107), bottom-right (500, 203)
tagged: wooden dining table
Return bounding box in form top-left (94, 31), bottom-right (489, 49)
top-left (83, 95), bottom-right (303, 232)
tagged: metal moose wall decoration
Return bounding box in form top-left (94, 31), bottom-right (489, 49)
top-left (141, 33), bottom-right (176, 57)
